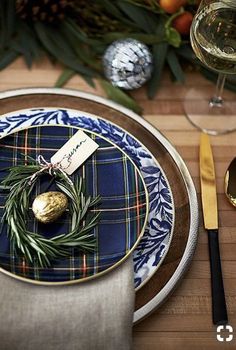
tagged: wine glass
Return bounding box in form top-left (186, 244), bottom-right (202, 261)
top-left (185, 0), bottom-right (236, 135)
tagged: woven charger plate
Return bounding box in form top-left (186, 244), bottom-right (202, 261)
top-left (0, 88), bottom-right (199, 324)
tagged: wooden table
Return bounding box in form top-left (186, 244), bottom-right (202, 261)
top-left (1, 58), bottom-right (236, 350)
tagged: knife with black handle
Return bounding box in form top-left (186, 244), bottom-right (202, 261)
top-left (200, 133), bottom-right (228, 325)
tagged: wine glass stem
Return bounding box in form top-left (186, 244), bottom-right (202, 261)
top-left (210, 73), bottom-right (226, 108)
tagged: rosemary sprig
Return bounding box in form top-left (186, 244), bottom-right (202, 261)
top-left (0, 161), bottom-right (100, 267)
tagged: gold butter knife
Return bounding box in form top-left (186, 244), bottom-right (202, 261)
top-left (200, 133), bottom-right (228, 325)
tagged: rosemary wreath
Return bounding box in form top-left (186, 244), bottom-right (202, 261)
top-left (0, 156), bottom-right (100, 267)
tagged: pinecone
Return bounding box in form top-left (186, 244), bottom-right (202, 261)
top-left (16, 0), bottom-right (73, 23)
top-left (72, 0), bottom-right (125, 36)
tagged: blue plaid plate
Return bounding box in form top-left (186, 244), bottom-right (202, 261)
top-left (0, 108), bottom-right (174, 289)
top-left (0, 125), bottom-right (148, 283)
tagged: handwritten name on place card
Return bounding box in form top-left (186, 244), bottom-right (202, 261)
top-left (51, 130), bottom-right (99, 175)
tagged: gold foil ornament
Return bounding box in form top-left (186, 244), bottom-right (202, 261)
top-left (32, 191), bottom-right (68, 223)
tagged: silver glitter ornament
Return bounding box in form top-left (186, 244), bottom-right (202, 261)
top-left (103, 39), bottom-right (153, 90)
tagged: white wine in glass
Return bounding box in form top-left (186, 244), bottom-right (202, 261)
top-left (185, 0), bottom-right (236, 135)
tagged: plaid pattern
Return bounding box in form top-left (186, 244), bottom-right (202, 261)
top-left (0, 126), bottom-right (147, 282)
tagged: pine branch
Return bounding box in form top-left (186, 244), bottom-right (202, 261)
top-left (0, 161), bottom-right (100, 267)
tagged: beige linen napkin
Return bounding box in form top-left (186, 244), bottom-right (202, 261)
top-left (0, 257), bottom-right (134, 350)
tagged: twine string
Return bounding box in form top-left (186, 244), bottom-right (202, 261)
top-left (29, 155), bottom-right (74, 187)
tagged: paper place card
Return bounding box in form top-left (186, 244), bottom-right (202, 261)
top-left (51, 130), bottom-right (99, 175)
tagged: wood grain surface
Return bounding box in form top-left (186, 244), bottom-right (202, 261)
top-left (0, 58), bottom-right (236, 350)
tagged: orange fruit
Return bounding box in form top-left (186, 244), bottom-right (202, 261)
top-left (173, 11), bottom-right (193, 35)
top-left (159, 0), bottom-right (187, 14)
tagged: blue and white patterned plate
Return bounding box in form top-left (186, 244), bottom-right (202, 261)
top-left (0, 108), bottom-right (175, 290)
